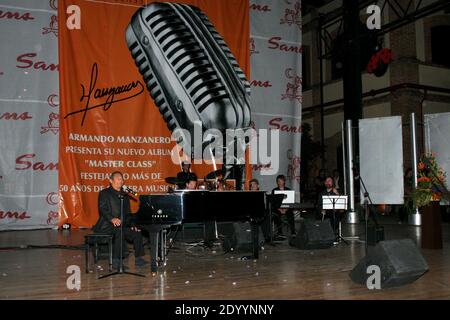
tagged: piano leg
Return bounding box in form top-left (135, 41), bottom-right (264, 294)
top-left (149, 232), bottom-right (158, 274)
top-left (251, 221), bottom-right (259, 259)
top-left (159, 229), bottom-right (167, 267)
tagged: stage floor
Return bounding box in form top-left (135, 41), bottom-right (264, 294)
top-left (0, 221), bottom-right (449, 300)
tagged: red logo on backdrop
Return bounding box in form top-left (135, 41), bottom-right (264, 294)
top-left (267, 37), bottom-right (302, 54)
top-left (250, 38), bottom-right (259, 56)
top-left (47, 211), bottom-right (59, 225)
top-left (268, 117), bottom-right (301, 134)
top-left (16, 53), bottom-right (59, 72)
top-left (249, 3), bottom-right (271, 12)
top-left (281, 68), bottom-right (302, 103)
top-left (0, 10), bottom-right (34, 21)
top-left (0, 210), bottom-right (31, 220)
top-left (41, 112), bottom-right (59, 135)
top-left (46, 192), bottom-right (59, 206)
top-left (280, 1), bottom-right (301, 29)
top-left (46, 192), bottom-right (59, 225)
top-left (252, 163), bottom-right (272, 172)
top-left (250, 79), bottom-right (272, 88)
top-left (49, 0), bottom-right (58, 10)
top-left (0, 112), bottom-right (32, 121)
top-left (42, 14), bottom-right (58, 37)
top-left (15, 154), bottom-right (58, 171)
top-left (287, 149), bottom-right (301, 182)
top-left (47, 94), bottom-right (59, 108)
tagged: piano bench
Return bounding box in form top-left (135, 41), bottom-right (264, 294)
top-left (84, 234), bottom-right (113, 273)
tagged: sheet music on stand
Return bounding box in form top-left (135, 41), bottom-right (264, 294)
top-left (322, 195), bottom-right (348, 210)
top-left (321, 195), bottom-right (349, 244)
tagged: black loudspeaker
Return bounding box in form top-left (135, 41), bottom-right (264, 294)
top-left (289, 219), bottom-right (335, 250)
top-left (350, 239), bottom-right (429, 288)
top-left (219, 222), bottom-right (263, 253)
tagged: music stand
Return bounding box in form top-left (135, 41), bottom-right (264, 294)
top-left (322, 195), bottom-right (348, 245)
top-left (265, 194), bottom-right (285, 243)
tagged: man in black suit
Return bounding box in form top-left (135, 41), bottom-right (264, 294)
top-left (271, 175), bottom-right (296, 238)
top-left (92, 171), bottom-right (148, 269)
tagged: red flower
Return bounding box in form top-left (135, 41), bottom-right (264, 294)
top-left (418, 176), bottom-right (431, 183)
top-left (367, 48), bottom-right (393, 74)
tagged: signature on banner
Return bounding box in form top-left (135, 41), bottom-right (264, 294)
top-left (64, 63), bottom-right (145, 126)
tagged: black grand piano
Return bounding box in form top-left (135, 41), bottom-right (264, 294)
top-left (135, 190), bottom-right (268, 272)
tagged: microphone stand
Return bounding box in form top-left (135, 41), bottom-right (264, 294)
top-left (98, 192), bottom-right (145, 279)
top-left (357, 174), bottom-right (379, 256)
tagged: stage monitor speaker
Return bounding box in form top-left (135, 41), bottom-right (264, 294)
top-left (289, 219), bottom-right (335, 250)
top-left (350, 239), bottom-right (429, 288)
top-left (219, 222), bottom-right (263, 253)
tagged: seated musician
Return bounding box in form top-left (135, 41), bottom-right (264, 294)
top-left (177, 161), bottom-right (191, 189)
top-left (249, 178), bottom-right (260, 191)
top-left (184, 172), bottom-right (198, 190)
top-left (271, 175), bottom-right (296, 239)
top-left (92, 171), bottom-right (148, 269)
top-left (317, 176), bottom-right (341, 233)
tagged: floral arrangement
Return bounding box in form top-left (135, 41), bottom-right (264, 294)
top-left (366, 47), bottom-right (394, 77)
top-left (412, 152), bottom-right (448, 208)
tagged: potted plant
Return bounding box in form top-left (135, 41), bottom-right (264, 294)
top-left (412, 152), bottom-right (448, 249)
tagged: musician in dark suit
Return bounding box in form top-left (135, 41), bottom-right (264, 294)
top-left (271, 175), bottom-right (296, 238)
top-left (317, 176), bottom-right (341, 233)
top-left (176, 161), bottom-right (191, 189)
top-left (185, 172), bottom-right (198, 190)
top-left (92, 171), bottom-right (148, 268)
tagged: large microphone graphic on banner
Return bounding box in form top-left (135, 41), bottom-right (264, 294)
top-left (125, 2), bottom-right (252, 189)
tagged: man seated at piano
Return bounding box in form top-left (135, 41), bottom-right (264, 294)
top-left (177, 161), bottom-right (191, 189)
top-left (92, 171), bottom-right (149, 269)
top-left (271, 175), bottom-right (296, 239)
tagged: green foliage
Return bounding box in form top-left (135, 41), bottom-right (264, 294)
top-left (412, 152), bottom-right (448, 208)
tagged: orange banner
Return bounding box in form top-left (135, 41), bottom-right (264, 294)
top-left (58, 0), bottom-right (250, 228)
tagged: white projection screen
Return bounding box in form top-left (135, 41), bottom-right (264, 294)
top-left (424, 112), bottom-right (450, 205)
top-left (359, 116), bottom-right (404, 204)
